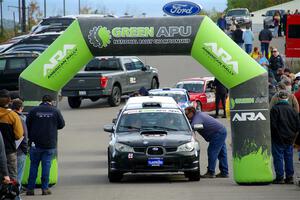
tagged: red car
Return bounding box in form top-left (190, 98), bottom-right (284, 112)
top-left (175, 77), bottom-right (221, 112)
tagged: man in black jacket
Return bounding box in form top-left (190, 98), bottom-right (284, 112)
top-left (232, 25), bottom-right (244, 48)
top-left (259, 26), bottom-right (273, 58)
top-left (270, 91), bottom-right (300, 184)
top-left (213, 79), bottom-right (228, 118)
top-left (26, 95), bottom-right (65, 196)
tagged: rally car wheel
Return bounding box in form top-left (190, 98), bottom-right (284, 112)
top-left (184, 162), bottom-right (200, 181)
top-left (108, 154), bottom-right (123, 182)
top-left (196, 101), bottom-right (202, 111)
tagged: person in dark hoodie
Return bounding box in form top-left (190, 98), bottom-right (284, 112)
top-left (0, 89), bottom-right (23, 181)
top-left (259, 25), bottom-right (273, 58)
top-left (270, 91), bottom-right (300, 184)
top-left (26, 95), bottom-right (65, 196)
top-left (232, 24), bottom-right (244, 48)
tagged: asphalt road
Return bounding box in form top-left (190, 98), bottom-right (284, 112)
top-left (21, 27), bottom-right (299, 200)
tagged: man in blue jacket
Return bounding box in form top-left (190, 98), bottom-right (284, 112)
top-left (26, 95), bottom-right (65, 196)
top-left (217, 13), bottom-right (227, 31)
top-left (185, 106), bottom-right (229, 178)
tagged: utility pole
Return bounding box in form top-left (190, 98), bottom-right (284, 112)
top-left (21, 0), bottom-right (26, 33)
top-left (0, 0), bottom-right (3, 36)
top-left (13, 11), bottom-right (16, 35)
top-left (63, 0), bottom-right (65, 16)
top-left (78, 0), bottom-right (80, 14)
top-left (44, 0), bottom-right (46, 18)
top-left (27, 6), bottom-right (30, 31)
top-left (18, 0), bottom-right (21, 26)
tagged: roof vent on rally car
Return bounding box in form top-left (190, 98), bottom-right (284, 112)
top-left (142, 102), bottom-right (161, 108)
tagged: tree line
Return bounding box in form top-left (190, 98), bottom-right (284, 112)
top-left (227, 0), bottom-right (292, 12)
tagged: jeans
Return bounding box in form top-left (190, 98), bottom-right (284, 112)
top-left (271, 141), bottom-right (294, 179)
top-left (273, 26), bottom-right (279, 37)
top-left (244, 44), bottom-right (252, 54)
top-left (207, 128), bottom-right (228, 175)
top-left (27, 147), bottom-right (56, 190)
top-left (261, 42), bottom-right (270, 58)
top-left (215, 93), bottom-right (226, 116)
top-left (17, 153), bottom-right (26, 186)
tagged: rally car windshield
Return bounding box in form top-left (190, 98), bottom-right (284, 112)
top-left (179, 82), bottom-right (204, 93)
top-left (116, 109), bottom-right (191, 133)
top-left (149, 92), bottom-right (187, 103)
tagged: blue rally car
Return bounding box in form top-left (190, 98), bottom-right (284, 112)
top-left (148, 88), bottom-right (193, 109)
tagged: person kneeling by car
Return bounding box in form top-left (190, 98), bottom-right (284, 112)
top-left (185, 106), bottom-right (229, 178)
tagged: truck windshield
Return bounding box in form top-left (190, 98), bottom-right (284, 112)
top-left (176, 82), bottom-right (204, 93)
top-left (85, 58), bottom-right (121, 71)
top-left (227, 10), bottom-right (247, 16)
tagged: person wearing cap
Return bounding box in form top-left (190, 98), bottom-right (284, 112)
top-left (270, 91), bottom-right (300, 184)
top-left (26, 95), bottom-right (65, 196)
top-left (269, 48), bottom-right (284, 76)
top-left (270, 82), bottom-right (299, 113)
top-left (0, 89), bottom-right (23, 181)
top-left (185, 106), bottom-right (229, 178)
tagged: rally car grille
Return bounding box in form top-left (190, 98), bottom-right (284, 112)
top-left (134, 147), bottom-right (177, 153)
top-left (147, 147), bottom-right (164, 155)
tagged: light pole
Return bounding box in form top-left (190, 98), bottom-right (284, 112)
top-left (21, 0), bottom-right (25, 33)
top-left (63, 0), bottom-right (65, 16)
top-left (13, 11), bottom-right (16, 35)
top-left (78, 0), bottom-right (80, 14)
top-left (0, 0), bottom-right (3, 36)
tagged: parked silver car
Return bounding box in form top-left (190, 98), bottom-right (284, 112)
top-left (262, 9), bottom-right (285, 29)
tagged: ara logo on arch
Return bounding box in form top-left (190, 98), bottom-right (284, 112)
top-left (203, 43), bottom-right (239, 75)
top-left (232, 112), bottom-right (266, 122)
top-left (43, 44), bottom-right (77, 78)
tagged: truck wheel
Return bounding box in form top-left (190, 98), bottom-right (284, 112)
top-left (108, 86), bottom-right (121, 107)
top-left (151, 78), bottom-right (159, 89)
top-left (68, 97), bottom-right (81, 108)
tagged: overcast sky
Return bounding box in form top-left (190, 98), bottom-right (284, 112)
top-left (3, 0), bottom-right (227, 20)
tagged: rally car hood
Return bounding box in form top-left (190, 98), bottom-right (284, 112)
top-left (116, 131), bottom-right (193, 147)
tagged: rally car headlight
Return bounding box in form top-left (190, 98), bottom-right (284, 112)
top-left (115, 143), bottom-right (134, 152)
top-left (177, 141), bottom-right (195, 152)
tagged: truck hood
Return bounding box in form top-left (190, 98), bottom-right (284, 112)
top-left (116, 130), bottom-right (192, 147)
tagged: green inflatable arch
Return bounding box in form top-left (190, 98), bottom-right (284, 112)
top-left (20, 16), bottom-right (273, 184)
